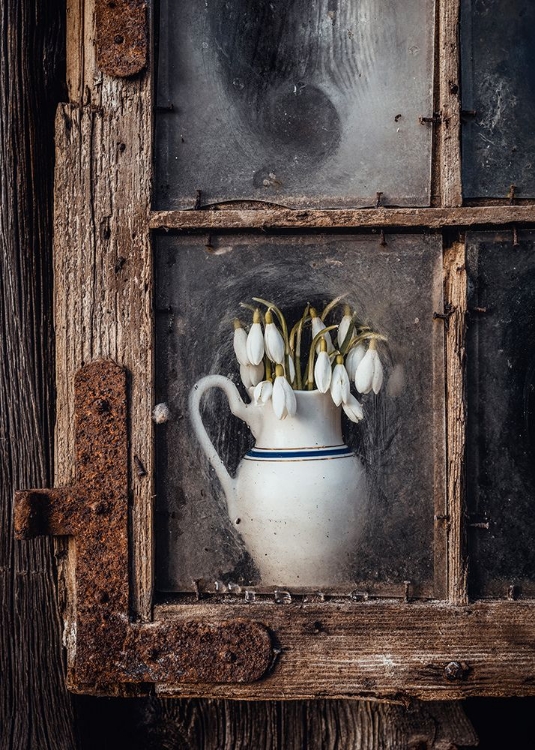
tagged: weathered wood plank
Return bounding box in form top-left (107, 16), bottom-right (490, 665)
top-left (55, 0), bottom-right (154, 624)
top-left (0, 0), bottom-right (77, 747)
top-left (135, 698), bottom-right (477, 750)
top-left (151, 600), bottom-right (535, 701)
top-left (444, 240), bottom-right (469, 604)
top-left (438, 0), bottom-right (463, 206)
top-left (150, 205), bottom-right (535, 231)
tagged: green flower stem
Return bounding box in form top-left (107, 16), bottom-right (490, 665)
top-left (320, 294), bottom-right (348, 322)
top-left (294, 306), bottom-right (310, 390)
top-left (306, 325), bottom-right (338, 389)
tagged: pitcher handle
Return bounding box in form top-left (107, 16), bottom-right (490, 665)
top-left (189, 375), bottom-right (249, 517)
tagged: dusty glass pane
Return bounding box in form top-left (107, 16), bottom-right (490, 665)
top-left (155, 0), bottom-right (434, 209)
top-left (154, 233), bottom-right (444, 595)
top-left (467, 231), bottom-right (535, 598)
top-left (461, 0), bottom-right (535, 198)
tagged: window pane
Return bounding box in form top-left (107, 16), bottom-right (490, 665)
top-left (467, 231), bottom-right (535, 598)
top-left (461, 0), bottom-right (535, 199)
top-left (155, 0), bottom-right (435, 209)
top-left (154, 233), bottom-right (444, 596)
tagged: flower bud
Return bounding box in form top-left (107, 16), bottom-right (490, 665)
top-left (233, 319), bottom-right (250, 366)
top-left (246, 309), bottom-right (264, 365)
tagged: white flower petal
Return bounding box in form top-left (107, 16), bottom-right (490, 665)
top-left (253, 380), bottom-right (273, 404)
top-left (272, 376), bottom-right (288, 419)
top-left (344, 343), bottom-right (366, 380)
top-left (240, 362), bottom-right (264, 388)
top-left (355, 348), bottom-right (375, 394)
top-left (246, 322), bottom-right (264, 365)
top-left (311, 316), bottom-right (334, 353)
top-left (233, 326), bottom-right (250, 366)
top-left (330, 364), bottom-right (350, 406)
top-left (286, 355), bottom-right (296, 385)
top-left (342, 393), bottom-right (364, 423)
top-left (337, 314), bottom-right (352, 348)
top-left (314, 351), bottom-right (332, 393)
top-left (282, 378), bottom-right (297, 417)
top-left (372, 353), bottom-right (384, 394)
top-left (264, 323), bottom-right (285, 364)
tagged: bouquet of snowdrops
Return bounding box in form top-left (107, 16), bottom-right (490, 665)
top-left (233, 296), bottom-right (386, 422)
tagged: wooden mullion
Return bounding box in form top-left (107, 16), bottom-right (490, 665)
top-left (444, 239), bottom-right (469, 604)
top-left (437, 0), bottom-right (463, 207)
top-left (57, 0), bottom-right (154, 624)
top-left (150, 205), bottom-right (535, 232)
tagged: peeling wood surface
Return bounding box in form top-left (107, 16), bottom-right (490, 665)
top-left (150, 205), bottom-right (535, 231)
top-left (438, 0), bottom-right (463, 206)
top-left (0, 0), bottom-right (77, 747)
top-left (55, 0), bottom-right (154, 624)
top-left (444, 241), bottom-right (469, 604)
top-left (151, 600), bottom-right (535, 700)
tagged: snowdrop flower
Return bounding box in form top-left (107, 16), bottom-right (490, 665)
top-left (233, 319), bottom-right (250, 366)
top-left (253, 379), bottom-right (273, 404)
top-left (355, 339), bottom-right (384, 395)
top-left (344, 342), bottom-right (366, 380)
top-left (330, 355), bottom-right (350, 406)
top-left (246, 309), bottom-right (264, 365)
top-left (337, 305), bottom-right (353, 348)
top-left (272, 364), bottom-right (297, 420)
top-left (310, 307), bottom-right (334, 353)
top-left (264, 310), bottom-right (285, 364)
top-left (314, 338), bottom-right (332, 393)
top-left (342, 393), bottom-right (364, 423)
top-left (285, 355), bottom-right (296, 385)
top-left (240, 362), bottom-right (264, 389)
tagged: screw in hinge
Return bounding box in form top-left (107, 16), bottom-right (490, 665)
top-left (444, 661), bottom-right (470, 681)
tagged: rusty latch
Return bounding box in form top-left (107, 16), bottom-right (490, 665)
top-left (95, 0), bottom-right (148, 78)
top-left (14, 360), bottom-right (273, 689)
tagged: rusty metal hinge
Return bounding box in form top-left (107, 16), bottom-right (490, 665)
top-left (95, 0), bottom-right (148, 78)
top-left (14, 360), bottom-right (273, 688)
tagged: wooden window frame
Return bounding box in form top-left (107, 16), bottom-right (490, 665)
top-left (36, 0), bottom-right (535, 697)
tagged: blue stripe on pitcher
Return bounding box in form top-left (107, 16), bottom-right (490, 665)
top-left (244, 445), bottom-right (354, 461)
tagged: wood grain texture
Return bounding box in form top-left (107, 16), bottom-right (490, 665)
top-left (150, 205), bottom-right (535, 231)
top-left (0, 0), bottom-right (77, 747)
top-left (444, 241), bottom-right (469, 605)
top-left (55, 0), bottom-right (154, 624)
top-left (438, 0), bottom-right (463, 206)
top-left (137, 698), bottom-right (477, 750)
top-left (152, 600), bottom-right (535, 701)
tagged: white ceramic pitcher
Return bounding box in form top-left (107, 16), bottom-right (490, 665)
top-left (189, 375), bottom-right (367, 587)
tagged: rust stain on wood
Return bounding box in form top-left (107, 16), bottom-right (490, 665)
top-left (95, 0), bottom-right (147, 77)
top-left (14, 360), bottom-right (273, 688)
